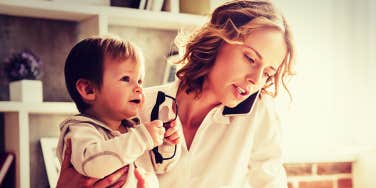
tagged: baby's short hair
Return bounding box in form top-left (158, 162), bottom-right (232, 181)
top-left (64, 37), bottom-right (144, 113)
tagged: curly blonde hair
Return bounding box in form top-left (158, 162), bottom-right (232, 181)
top-left (176, 0), bottom-right (295, 98)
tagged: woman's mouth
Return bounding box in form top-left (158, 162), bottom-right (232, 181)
top-left (234, 85), bottom-right (249, 95)
top-left (236, 86), bottom-right (247, 95)
top-left (232, 85), bottom-right (249, 99)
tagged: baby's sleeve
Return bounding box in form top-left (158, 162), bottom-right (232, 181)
top-left (64, 123), bottom-right (154, 179)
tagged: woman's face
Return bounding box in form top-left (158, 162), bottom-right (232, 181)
top-left (206, 28), bottom-right (287, 107)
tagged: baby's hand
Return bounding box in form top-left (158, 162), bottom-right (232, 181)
top-left (163, 121), bottom-right (180, 145)
top-left (144, 120), bottom-right (165, 147)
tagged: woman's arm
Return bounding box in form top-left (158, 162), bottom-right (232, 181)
top-left (56, 139), bottom-right (129, 188)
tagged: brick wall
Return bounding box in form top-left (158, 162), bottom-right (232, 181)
top-left (284, 162), bottom-right (352, 188)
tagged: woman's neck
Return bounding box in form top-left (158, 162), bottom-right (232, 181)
top-left (176, 85), bottom-right (220, 129)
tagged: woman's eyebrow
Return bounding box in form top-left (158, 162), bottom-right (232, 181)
top-left (245, 45), bottom-right (263, 60)
top-left (270, 66), bottom-right (277, 72)
top-left (245, 45), bottom-right (278, 71)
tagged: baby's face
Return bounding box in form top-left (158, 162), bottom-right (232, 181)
top-left (94, 57), bottom-right (145, 121)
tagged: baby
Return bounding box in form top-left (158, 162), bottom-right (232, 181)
top-left (56, 37), bottom-right (180, 187)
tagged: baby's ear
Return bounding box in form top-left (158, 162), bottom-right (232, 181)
top-left (75, 79), bottom-right (96, 103)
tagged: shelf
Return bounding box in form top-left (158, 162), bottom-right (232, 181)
top-left (0, 101), bottom-right (77, 114)
top-left (282, 146), bottom-right (376, 163)
top-left (0, 0), bottom-right (208, 30)
top-left (0, 0), bottom-right (95, 22)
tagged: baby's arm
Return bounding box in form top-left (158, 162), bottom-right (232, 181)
top-left (150, 121), bottom-right (182, 174)
top-left (65, 123), bottom-right (155, 179)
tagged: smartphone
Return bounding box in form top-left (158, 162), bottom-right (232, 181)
top-left (222, 90), bottom-right (260, 115)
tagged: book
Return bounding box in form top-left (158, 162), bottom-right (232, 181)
top-left (151, 0), bottom-right (164, 11)
top-left (0, 153), bottom-right (15, 186)
top-left (139, 0), bottom-right (147, 9)
top-left (145, 0), bottom-right (153, 10)
top-left (163, 0), bottom-right (179, 13)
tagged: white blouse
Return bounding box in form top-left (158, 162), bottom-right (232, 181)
top-left (140, 81), bottom-right (287, 188)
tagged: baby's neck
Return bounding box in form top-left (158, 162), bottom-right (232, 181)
top-left (84, 110), bottom-right (122, 132)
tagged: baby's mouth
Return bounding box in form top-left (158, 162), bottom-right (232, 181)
top-left (129, 99), bottom-right (141, 104)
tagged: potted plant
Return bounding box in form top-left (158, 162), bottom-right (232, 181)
top-left (3, 49), bottom-right (43, 102)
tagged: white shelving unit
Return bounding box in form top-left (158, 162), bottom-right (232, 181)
top-left (0, 0), bottom-right (207, 31)
top-left (0, 102), bottom-right (77, 114)
top-left (0, 102), bottom-right (77, 188)
top-left (0, 1), bottom-right (207, 188)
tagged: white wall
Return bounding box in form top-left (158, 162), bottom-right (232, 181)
top-left (272, 0), bottom-right (376, 156)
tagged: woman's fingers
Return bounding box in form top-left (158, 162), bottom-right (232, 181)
top-left (166, 132), bottom-right (179, 141)
top-left (61, 139), bottom-right (72, 170)
top-left (164, 125), bottom-right (177, 137)
top-left (111, 179), bottom-right (126, 188)
top-left (93, 166), bottom-right (129, 188)
top-left (81, 177), bottom-right (100, 188)
top-left (169, 121), bottom-right (176, 127)
top-left (134, 167), bottom-right (145, 188)
top-left (109, 171), bottom-right (128, 188)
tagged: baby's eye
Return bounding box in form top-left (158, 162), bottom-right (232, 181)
top-left (121, 76), bottom-right (130, 82)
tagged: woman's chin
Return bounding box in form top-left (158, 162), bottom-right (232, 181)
top-left (224, 100), bottom-right (240, 108)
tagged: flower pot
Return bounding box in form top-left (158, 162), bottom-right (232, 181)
top-left (9, 80), bottom-right (43, 102)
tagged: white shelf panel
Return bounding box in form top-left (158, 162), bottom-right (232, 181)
top-left (102, 6), bottom-right (208, 30)
top-left (0, 0), bottom-right (208, 30)
top-left (0, 101), bottom-right (77, 114)
top-left (0, 0), bottom-right (95, 21)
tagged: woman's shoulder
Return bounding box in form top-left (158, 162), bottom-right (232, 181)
top-left (243, 94), bottom-right (280, 123)
top-left (257, 94), bottom-right (278, 114)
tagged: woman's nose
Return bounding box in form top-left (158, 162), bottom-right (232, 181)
top-left (247, 68), bottom-right (264, 85)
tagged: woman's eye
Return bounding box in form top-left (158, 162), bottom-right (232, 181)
top-left (244, 54), bottom-right (255, 64)
top-left (138, 79), bottom-right (143, 85)
top-left (264, 71), bottom-right (276, 78)
top-left (121, 76), bottom-right (130, 82)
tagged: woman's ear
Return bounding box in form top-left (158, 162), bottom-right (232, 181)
top-left (75, 79), bottom-right (97, 103)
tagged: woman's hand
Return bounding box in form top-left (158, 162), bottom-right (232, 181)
top-left (56, 139), bottom-right (145, 188)
top-left (164, 121), bottom-right (180, 145)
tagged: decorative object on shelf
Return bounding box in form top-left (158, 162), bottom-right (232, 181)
top-left (0, 152), bottom-right (15, 187)
top-left (162, 0), bottom-right (179, 13)
top-left (148, 0), bottom-right (164, 11)
top-left (110, 0), bottom-right (164, 11)
top-left (180, 0), bottom-right (227, 15)
top-left (163, 51), bottom-right (180, 84)
top-left (40, 137), bottom-right (60, 188)
top-left (48, 0), bottom-right (110, 6)
top-left (3, 49), bottom-right (43, 102)
top-left (110, 0), bottom-right (140, 8)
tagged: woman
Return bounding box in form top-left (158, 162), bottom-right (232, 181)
top-left (57, 0), bottom-right (295, 187)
